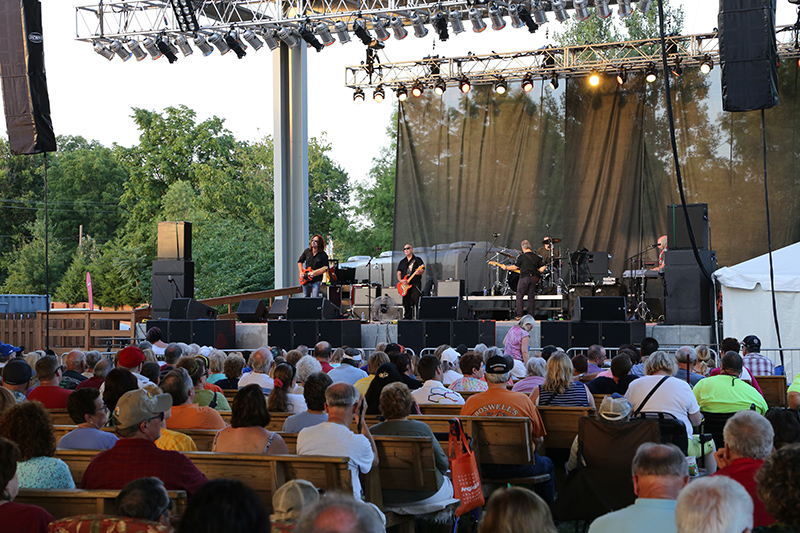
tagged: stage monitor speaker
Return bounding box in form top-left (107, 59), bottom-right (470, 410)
top-left (157, 221), bottom-right (192, 261)
top-left (398, 321), bottom-right (425, 355)
top-left (169, 298), bottom-right (218, 320)
top-left (667, 204), bottom-right (709, 250)
top-left (418, 297), bottom-right (461, 320)
top-left (0, 0), bottom-right (56, 155)
top-left (267, 320), bottom-right (293, 351)
top-left (572, 297), bottom-right (626, 322)
top-left (318, 320), bottom-right (361, 347)
top-left (425, 321), bottom-right (453, 348)
top-left (237, 299), bottom-right (266, 323)
top-left (541, 321), bottom-right (570, 349)
top-left (268, 299), bottom-right (288, 319)
top-left (152, 261), bottom-right (194, 320)
top-left (664, 250), bottom-right (716, 325)
top-left (438, 280), bottom-right (465, 298)
top-left (192, 320), bottom-right (235, 349)
top-left (452, 320), bottom-right (496, 347)
top-left (292, 320), bottom-right (319, 347)
top-left (719, 0), bottom-right (779, 112)
top-left (287, 298), bottom-right (339, 320)
top-left (601, 322), bottom-right (646, 347)
top-left (571, 321), bottom-right (601, 348)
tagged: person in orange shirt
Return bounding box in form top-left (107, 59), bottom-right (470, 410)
top-left (460, 348), bottom-right (554, 505)
top-left (160, 368), bottom-right (226, 430)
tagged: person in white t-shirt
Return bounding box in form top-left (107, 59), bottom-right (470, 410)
top-left (297, 383), bottom-right (377, 499)
top-left (238, 347), bottom-right (274, 393)
top-left (411, 355), bottom-right (465, 406)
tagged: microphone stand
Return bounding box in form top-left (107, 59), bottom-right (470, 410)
top-left (365, 256), bottom-right (373, 322)
top-left (168, 275), bottom-right (183, 298)
top-left (463, 242), bottom-right (476, 316)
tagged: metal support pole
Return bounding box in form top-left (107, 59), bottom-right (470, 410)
top-left (273, 43), bottom-right (309, 290)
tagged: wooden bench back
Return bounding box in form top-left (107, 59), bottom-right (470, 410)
top-left (592, 393), bottom-right (609, 408)
top-left (537, 406), bottom-right (596, 449)
top-left (372, 436), bottom-right (439, 492)
top-left (419, 404), bottom-right (463, 416)
top-left (54, 425), bottom-right (220, 452)
top-left (47, 409), bottom-right (74, 426)
top-left (756, 375), bottom-right (788, 407)
top-left (14, 489), bottom-right (187, 519)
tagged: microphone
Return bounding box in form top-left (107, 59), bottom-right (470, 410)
top-left (493, 232), bottom-right (501, 237)
top-left (167, 275), bottom-right (173, 282)
top-left (468, 242), bottom-right (477, 246)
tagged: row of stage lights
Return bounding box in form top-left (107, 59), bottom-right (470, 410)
top-left (353, 55), bottom-right (716, 102)
top-left (92, 0), bottom-right (659, 62)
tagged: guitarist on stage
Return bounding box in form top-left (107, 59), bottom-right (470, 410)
top-left (396, 244), bottom-right (425, 320)
top-left (297, 234), bottom-right (330, 297)
top-left (497, 240), bottom-right (545, 319)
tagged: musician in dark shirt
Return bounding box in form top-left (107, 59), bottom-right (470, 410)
top-left (396, 244), bottom-right (425, 320)
top-left (297, 234), bottom-right (329, 298)
top-left (499, 240), bottom-right (545, 318)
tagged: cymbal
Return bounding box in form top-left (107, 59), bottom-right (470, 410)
top-left (499, 250), bottom-right (516, 259)
top-left (542, 238), bottom-right (562, 244)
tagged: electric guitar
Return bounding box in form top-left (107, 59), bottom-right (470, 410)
top-left (488, 261), bottom-right (518, 272)
top-left (299, 267), bottom-right (314, 285)
top-left (397, 265), bottom-right (425, 297)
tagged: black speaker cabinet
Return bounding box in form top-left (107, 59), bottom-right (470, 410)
top-left (237, 299), bottom-right (267, 323)
top-left (268, 299), bottom-right (289, 319)
top-left (166, 320), bottom-right (193, 344)
top-left (425, 321), bottom-right (453, 348)
top-left (146, 320), bottom-right (171, 342)
top-left (601, 322), bottom-right (646, 347)
top-left (664, 250), bottom-right (716, 325)
top-left (586, 252), bottom-right (612, 281)
top-left (267, 320), bottom-right (293, 351)
top-left (292, 320), bottom-right (319, 348)
top-left (541, 321), bottom-right (570, 349)
top-left (318, 320), bottom-right (361, 347)
top-left (321, 285), bottom-right (343, 309)
top-left (418, 297), bottom-right (461, 320)
top-left (192, 320), bottom-right (235, 349)
top-left (169, 298), bottom-right (218, 320)
top-left (572, 297), bottom-right (627, 322)
top-left (570, 322), bottom-right (601, 348)
top-left (157, 221), bottom-right (192, 261)
top-left (287, 298), bottom-right (339, 320)
top-left (398, 321), bottom-right (425, 355)
top-left (667, 204), bottom-right (709, 250)
top-left (152, 260), bottom-right (194, 320)
top-left (719, 0), bottom-right (779, 112)
top-left (452, 320), bottom-right (496, 347)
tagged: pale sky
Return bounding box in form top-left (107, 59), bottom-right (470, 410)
top-left (1, 1), bottom-right (797, 186)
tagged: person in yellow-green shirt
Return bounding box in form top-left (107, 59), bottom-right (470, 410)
top-left (788, 373), bottom-right (800, 410)
top-left (693, 352), bottom-right (767, 415)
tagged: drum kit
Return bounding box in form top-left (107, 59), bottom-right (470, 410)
top-left (486, 237), bottom-right (565, 296)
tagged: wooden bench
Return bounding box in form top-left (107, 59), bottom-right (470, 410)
top-left (536, 406), bottom-right (596, 450)
top-left (419, 404), bottom-right (463, 416)
top-left (15, 489), bottom-right (187, 519)
top-left (46, 409), bottom-right (74, 426)
top-left (54, 425), bottom-right (220, 452)
top-left (592, 393), bottom-right (609, 407)
top-left (756, 375), bottom-right (788, 407)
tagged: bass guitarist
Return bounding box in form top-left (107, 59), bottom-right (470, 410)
top-left (396, 244), bottom-right (425, 320)
top-left (297, 234), bottom-right (330, 298)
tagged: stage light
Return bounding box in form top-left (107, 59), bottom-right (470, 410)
top-left (434, 78), bottom-right (446, 95)
top-left (588, 70), bottom-right (600, 86)
top-left (433, 12), bottom-right (449, 41)
top-left (532, 1), bottom-right (548, 24)
top-left (412, 82), bottom-right (424, 97)
top-left (459, 76), bottom-right (471, 93)
top-left (618, 0), bottom-right (634, 17)
top-left (699, 55), bottom-right (714, 74)
top-left (509, 5), bottom-right (524, 28)
top-left (638, 0), bottom-right (654, 14)
top-left (207, 33), bottom-right (230, 55)
top-left (241, 29), bottom-right (264, 51)
top-left (262, 30), bottom-right (280, 51)
top-left (469, 9), bottom-right (487, 33)
top-left (170, 0), bottom-right (198, 33)
top-left (93, 42), bottom-right (114, 61)
top-left (156, 37), bottom-right (179, 63)
top-left (489, 5), bottom-right (506, 31)
top-left (574, 0), bottom-right (590, 21)
top-left (143, 37), bottom-right (162, 59)
top-left (671, 57), bottom-right (683, 77)
top-left (616, 67), bottom-right (627, 85)
top-left (354, 19), bottom-right (378, 46)
top-left (110, 40), bottom-right (132, 61)
top-left (389, 17), bottom-right (408, 40)
top-left (521, 74), bottom-right (534, 92)
top-left (449, 10), bottom-right (466, 34)
top-left (551, 0), bottom-right (569, 22)
top-left (494, 78), bottom-right (507, 94)
top-left (548, 74), bottom-right (559, 90)
top-left (334, 21), bottom-right (351, 44)
top-left (300, 25), bottom-right (324, 52)
top-left (645, 63), bottom-right (657, 83)
top-left (373, 17), bottom-right (390, 41)
top-left (512, 5), bottom-right (538, 33)
top-left (396, 85), bottom-right (408, 101)
top-left (373, 85), bottom-right (385, 102)
top-left (314, 23), bottom-right (335, 46)
top-left (223, 33), bottom-right (247, 59)
top-left (595, 0), bottom-right (612, 19)
top-left (127, 39), bottom-right (148, 61)
top-left (353, 88), bottom-right (365, 103)
top-left (174, 35), bottom-right (193, 56)
top-left (192, 35), bottom-right (214, 56)
top-left (276, 27), bottom-right (299, 49)
top-left (410, 13), bottom-right (428, 38)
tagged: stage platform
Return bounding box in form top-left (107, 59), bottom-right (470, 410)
top-left (235, 320), bottom-right (713, 352)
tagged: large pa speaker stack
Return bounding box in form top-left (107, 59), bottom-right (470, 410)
top-left (540, 321), bottom-right (645, 349)
top-left (265, 319), bottom-right (362, 350)
top-left (668, 204), bottom-right (709, 250)
top-left (151, 221), bottom-right (194, 320)
top-left (664, 250), bottom-right (717, 325)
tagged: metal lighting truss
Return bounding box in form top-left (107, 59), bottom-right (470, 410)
top-left (344, 26), bottom-right (800, 89)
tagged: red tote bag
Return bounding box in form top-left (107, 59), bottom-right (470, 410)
top-left (448, 418), bottom-right (484, 516)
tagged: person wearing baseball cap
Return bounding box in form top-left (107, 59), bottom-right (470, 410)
top-left (1, 359), bottom-right (33, 403)
top-left (81, 388), bottom-right (208, 495)
top-left (459, 347), bottom-right (554, 505)
top-left (0, 342), bottom-right (22, 368)
top-left (117, 346), bottom-right (154, 388)
top-left (741, 335), bottom-right (774, 376)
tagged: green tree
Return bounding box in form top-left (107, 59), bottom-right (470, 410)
top-left (555, 1), bottom-right (684, 45)
top-left (309, 135), bottom-right (350, 242)
top-left (54, 235), bottom-right (101, 306)
top-left (1, 218), bottom-right (69, 295)
top-left (89, 237), bottom-right (152, 308)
